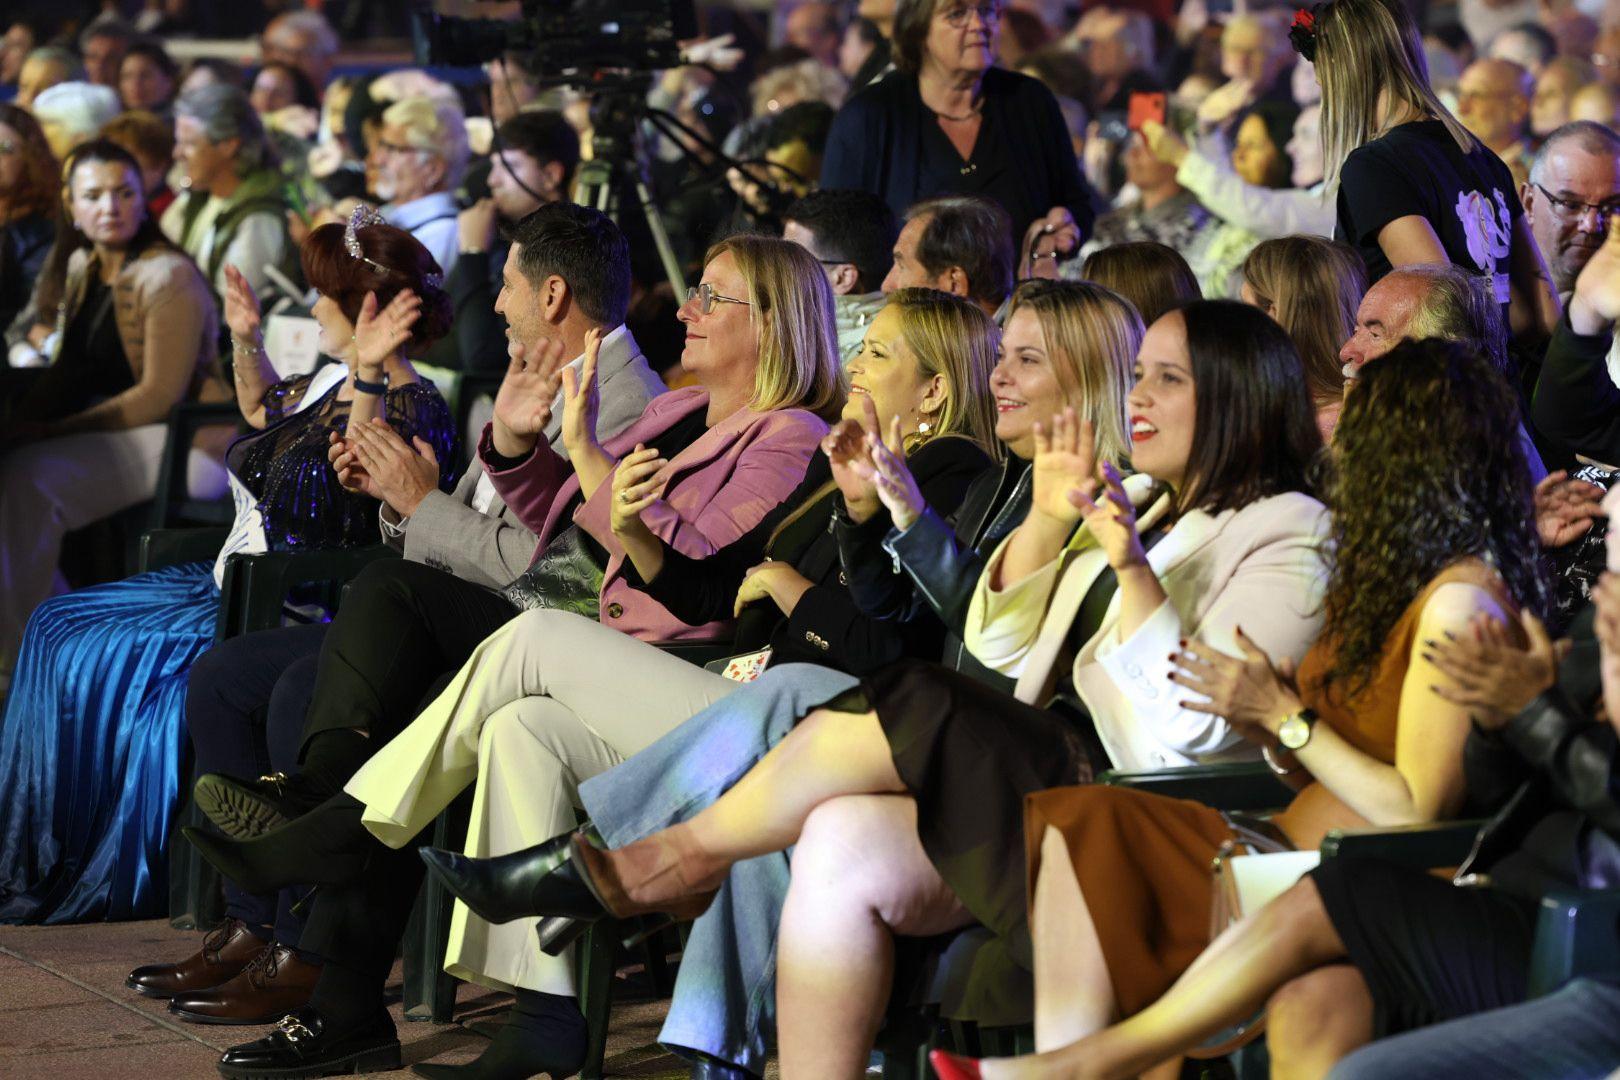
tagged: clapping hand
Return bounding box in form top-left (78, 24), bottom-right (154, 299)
top-left (1533, 471), bottom-right (1605, 549)
top-left (561, 326), bottom-right (604, 459)
top-left (1170, 627), bottom-right (1302, 742)
top-left (332, 418), bottom-right (441, 516)
top-left (1592, 573), bottom-right (1620, 734)
top-left (1029, 406), bottom-right (1100, 528)
top-left (354, 289), bottom-right (422, 376)
top-left (822, 417), bottom-right (881, 522)
top-left (1021, 206), bottom-right (1081, 279)
top-left (853, 394), bottom-right (927, 532)
top-left (222, 264), bottom-right (264, 345)
top-left (1422, 609), bottom-right (1566, 729)
top-left (1571, 212), bottom-right (1620, 335)
top-left (491, 334), bottom-right (567, 457)
top-left (610, 444), bottom-right (669, 536)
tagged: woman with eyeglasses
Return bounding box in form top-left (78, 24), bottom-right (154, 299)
top-left (178, 235), bottom-right (842, 1080)
top-left (820, 0), bottom-right (1098, 265)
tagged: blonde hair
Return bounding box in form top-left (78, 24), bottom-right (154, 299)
top-left (751, 58), bottom-right (847, 116)
top-left (1315, 0), bottom-right (1475, 187)
top-left (1004, 280), bottom-right (1139, 467)
top-left (381, 95), bottom-right (470, 186)
top-left (704, 235), bottom-right (846, 421)
top-left (1242, 236), bottom-right (1366, 408)
top-left (884, 288), bottom-right (1003, 459)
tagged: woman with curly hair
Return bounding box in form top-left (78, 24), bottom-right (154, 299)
top-left (934, 337), bottom-right (1549, 1080)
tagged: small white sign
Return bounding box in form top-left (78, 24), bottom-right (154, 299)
top-left (264, 314), bottom-right (322, 377)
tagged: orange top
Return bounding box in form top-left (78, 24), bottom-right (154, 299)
top-left (1275, 557), bottom-right (1517, 848)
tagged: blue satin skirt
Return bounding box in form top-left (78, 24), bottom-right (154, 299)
top-left (0, 563), bottom-right (218, 924)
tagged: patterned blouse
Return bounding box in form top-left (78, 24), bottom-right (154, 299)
top-left (224, 367), bottom-right (457, 551)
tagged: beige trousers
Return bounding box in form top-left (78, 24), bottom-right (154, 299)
top-left (344, 608), bottom-right (739, 994)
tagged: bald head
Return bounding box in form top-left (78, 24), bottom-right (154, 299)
top-left (1341, 266), bottom-right (1504, 373)
top-left (1571, 83), bottom-right (1620, 128)
top-left (1457, 58), bottom-right (1532, 151)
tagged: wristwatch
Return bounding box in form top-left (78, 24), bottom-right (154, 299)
top-left (1276, 707), bottom-right (1318, 751)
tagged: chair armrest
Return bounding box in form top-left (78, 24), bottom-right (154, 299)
top-left (1317, 820), bottom-right (1483, 867)
top-left (655, 640), bottom-right (737, 668)
top-left (1528, 887), bottom-right (1620, 997)
top-left (139, 527), bottom-right (229, 573)
top-left (150, 401), bottom-right (242, 529)
top-left (1100, 762), bottom-right (1295, 811)
top-left (217, 544), bottom-right (399, 640)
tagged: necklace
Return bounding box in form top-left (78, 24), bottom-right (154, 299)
top-left (929, 100), bottom-right (983, 122)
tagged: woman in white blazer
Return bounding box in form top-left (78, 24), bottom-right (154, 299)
top-left (424, 302), bottom-right (1332, 1077)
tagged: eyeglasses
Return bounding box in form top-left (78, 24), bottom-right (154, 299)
top-left (940, 2), bottom-right (1004, 27)
top-left (1532, 183), bottom-right (1620, 223)
top-left (686, 283), bottom-right (752, 315)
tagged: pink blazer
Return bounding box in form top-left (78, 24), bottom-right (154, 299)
top-left (479, 387), bottom-right (829, 640)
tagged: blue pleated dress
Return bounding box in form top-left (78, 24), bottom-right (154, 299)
top-left (0, 371), bottom-right (455, 922)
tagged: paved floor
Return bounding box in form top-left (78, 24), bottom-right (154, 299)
top-left (0, 918), bottom-right (729, 1079)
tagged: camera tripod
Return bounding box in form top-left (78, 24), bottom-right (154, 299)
top-left (572, 81), bottom-right (690, 300)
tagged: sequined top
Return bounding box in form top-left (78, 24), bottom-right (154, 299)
top-left (225, 370), bottom-right (457, 552)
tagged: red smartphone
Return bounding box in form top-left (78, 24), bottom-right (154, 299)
top-left (1127, 91), bottom-right (1167, 131)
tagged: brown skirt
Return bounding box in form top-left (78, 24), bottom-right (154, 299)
top-left (1024, 784), bottom-right (1236, 1017)
top-left (865, 659), bottom-right (1100, 971)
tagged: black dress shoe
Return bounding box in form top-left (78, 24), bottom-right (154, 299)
top-left (417, 833), bottom-right (604, 927)
top-left (185, 793), bottom-right (372, 894)
top-left (196, 772), bottom-right (330, 840)
top-left (216, 1006), bottom-right (400, 1078)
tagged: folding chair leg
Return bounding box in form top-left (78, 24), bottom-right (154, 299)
top-left (576, 920), bottom-right (619, 1080)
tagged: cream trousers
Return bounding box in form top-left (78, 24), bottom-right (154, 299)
top-left (345, 607), bottom-right (739, 995)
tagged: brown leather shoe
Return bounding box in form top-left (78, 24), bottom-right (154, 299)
top-left (125, 918), bottom-right (266, 999)
top-left (168, 942), bottom-right (321, 1025)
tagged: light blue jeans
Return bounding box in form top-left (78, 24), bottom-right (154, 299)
top-left (577, 664), bottom-right (860, 1074)
top-left (1329, 978), bottom-right (1620, 1080)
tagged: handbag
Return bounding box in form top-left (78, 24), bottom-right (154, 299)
top-left (499, 525), bottom-right (606, 618)
top-left (1189, 817), bottom-right (1319, 1059)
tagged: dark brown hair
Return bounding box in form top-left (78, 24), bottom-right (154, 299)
top-left (891, 0), bottom-right (942, 74)
top-left (1174, 300), bottom-right (1321, 515)
top-left (100, 109), bottom-right (176, 171)
top-left (1082, 241), bottom-right (1202, 327)
top-left (1316, 339), bottom-right (1546, 699)
top-left (300, 222), bottom-right (451, 353)
top-left (0, 103), bottom-right (60, 223)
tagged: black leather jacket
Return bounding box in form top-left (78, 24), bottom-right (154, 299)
top-left (1459, 606), bottom-right (1620, 896)
top-left (833, 456), bottom-right (1032, 689)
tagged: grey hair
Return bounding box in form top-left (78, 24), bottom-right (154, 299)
top-left (269, 11), bottom-right (340, 58)
top-left (1529, 120), bottom-right (1620, 186)
top-left (1393, 263), bottom-right (1508, 374)
top-left (174, 83), bottom-right (273, 175)
top-left (25, 45), bottom-right (83, 79)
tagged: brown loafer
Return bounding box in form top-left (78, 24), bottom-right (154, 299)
top-left (125, 918), bottom-right (266, 999)
top-left (168, 942), bottom-right (321, 1025)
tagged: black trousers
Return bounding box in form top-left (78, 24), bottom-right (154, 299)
top-left (299, 558), bottom-right (519, 754)
top-left (186, 623), bottom-right (327, 946)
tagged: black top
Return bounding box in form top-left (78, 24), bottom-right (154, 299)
top-left (0, 212), bottom-right (53, 335)
top-left (226, 371), bottom-right (457, 551)
top-left (1530, 315), bottom-right (1620, 466)
top-left (639, 434), bottom-right (993, 674)
top-left (1336, 120), bottom-right (1521, 300)
top-left (820, 68), bottom-right (1099, 248)
top-left (14, 275), bottom-right (133, 424)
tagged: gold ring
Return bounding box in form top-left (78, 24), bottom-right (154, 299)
top-left (619, 490), bottom-right (633, 503)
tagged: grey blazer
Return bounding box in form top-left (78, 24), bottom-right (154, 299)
top-left (382, 325), bottom-right (667, 588)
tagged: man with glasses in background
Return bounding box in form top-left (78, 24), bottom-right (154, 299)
top-left (368, 95), bottom-right (468, 276)
top-left (782, 189), bottom-right (898, 363)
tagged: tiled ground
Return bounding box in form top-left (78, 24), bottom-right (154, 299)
top-left (0, 918), bottom-right (746, 1079)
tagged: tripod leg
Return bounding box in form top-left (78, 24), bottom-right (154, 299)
top-left (633, 178), bottom-right (687, 299)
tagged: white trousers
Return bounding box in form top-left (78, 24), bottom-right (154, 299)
top-left (345, 608), bottom-right (740, 995)
top-left (0, 424), bottom-right (227, 671)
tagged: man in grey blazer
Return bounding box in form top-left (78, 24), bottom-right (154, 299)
top-left (141, 204), bottom-right (665, 1026)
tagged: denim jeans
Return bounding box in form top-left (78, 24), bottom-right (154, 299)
top-left (1329, 977), bottom-right (1620, 1080)
top-left (577, 664), bottom-right (860, 1074)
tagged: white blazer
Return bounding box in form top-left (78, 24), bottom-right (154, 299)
top-left (962, 475), bottom-right (1331, 772)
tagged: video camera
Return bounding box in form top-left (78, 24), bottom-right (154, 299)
top-left (413, 0), bottom-right (699, 79)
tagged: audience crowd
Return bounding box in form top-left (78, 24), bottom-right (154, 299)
top-left (0, 0), bottom-right (1619, 1078)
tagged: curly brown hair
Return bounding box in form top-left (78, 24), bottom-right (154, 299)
top-left (1315, 339), bottom-right (1547, 701)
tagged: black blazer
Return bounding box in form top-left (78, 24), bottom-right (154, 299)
top-left (641, 434), bottom-right (992, 674)
top-left (1459, 605), bottom-right (1620, 896)
top-left (820, 68), bottom-right (1099, 249)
